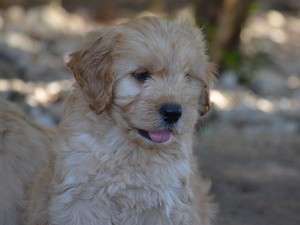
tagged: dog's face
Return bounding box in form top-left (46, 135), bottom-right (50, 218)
top-left (67, 17), bottom-right (214, 147)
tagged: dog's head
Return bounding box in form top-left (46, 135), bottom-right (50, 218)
top-left (67, 17), bottom-right (215, 146)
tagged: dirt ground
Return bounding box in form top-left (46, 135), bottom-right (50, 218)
top-left (196, 127), bottom-right (300, 225)
top-left (0, 1), bottom-right (299, 225)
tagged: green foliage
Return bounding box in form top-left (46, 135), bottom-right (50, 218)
top-left (194, 0), bottom-right (259, 86)
top-left (223, 50), bottom-right (267, 86)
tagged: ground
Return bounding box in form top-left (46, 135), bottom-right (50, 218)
top-left (196, 129), bottom-right (300, 225)
top-left (0, 2), bottom-right (299, 225)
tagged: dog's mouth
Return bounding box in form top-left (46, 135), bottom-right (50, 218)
top-left (138, 129), bottom-right (171, 143)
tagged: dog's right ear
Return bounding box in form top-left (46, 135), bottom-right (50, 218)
top-left (66, 30), bottom-right (117, 114)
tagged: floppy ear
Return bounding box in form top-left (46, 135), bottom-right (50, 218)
top-left (199, 81), bottom-right (210, 116)
top-left (66, 30), bottom-right (116, 114)
top-left (199, 62), bottom-right (217, 116)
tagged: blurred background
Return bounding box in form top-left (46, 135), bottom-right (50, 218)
top-left (0, 0), bottom-right (299, 224)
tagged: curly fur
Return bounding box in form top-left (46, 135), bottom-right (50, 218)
top-left (0, 17), bottom-right (217, 225)
top-left (0, 100), bottom-right (54, 225)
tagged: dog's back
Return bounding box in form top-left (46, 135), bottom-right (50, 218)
top-left (0, 100), bottom-right (54, 225)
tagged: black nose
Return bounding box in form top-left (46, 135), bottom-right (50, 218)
top-left (159, 103), bottom-right (182, 124)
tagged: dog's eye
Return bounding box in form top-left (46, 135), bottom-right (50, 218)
top-left (133, 70), bottom-right (150, 82)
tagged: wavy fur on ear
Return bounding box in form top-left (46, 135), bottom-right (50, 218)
top-left (66, 29), bottom-right (118, 114)
top-left (199, 62), bottom-right (217, 116)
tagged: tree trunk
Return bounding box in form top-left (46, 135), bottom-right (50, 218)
top-left (195, 0), bottom-right (256, 70)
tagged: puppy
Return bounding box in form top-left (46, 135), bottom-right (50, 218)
top-left (0, 100), bottom-right (54, 225)
top-left (27, 17), bottom-right (216, 225)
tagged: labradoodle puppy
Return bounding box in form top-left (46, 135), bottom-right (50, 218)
top-left (0, 100), bottom-right (54, 225)
top-left (3, 17), bottom-right (217, 225)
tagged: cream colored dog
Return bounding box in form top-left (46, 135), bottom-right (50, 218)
top-left (1, 17), bottom-right (216, 225)
top-left (0, 100), bottom-right (54, 225)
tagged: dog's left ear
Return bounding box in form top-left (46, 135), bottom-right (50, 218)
top-left (199, 62), bottom-right (217, 116)
top-left (199, 81), bottom-right (210, 116)
top-left (66, 29), bottom-right (118, 114)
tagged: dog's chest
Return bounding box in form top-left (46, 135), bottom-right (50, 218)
top-left (54, 146), bottom-right (195, 225)
top-left (100, 168), bottom-right (190, 225)
top-left (102, 168), bottom-right (182, 209)
top-left (88, 159), bottom-right (191, 217)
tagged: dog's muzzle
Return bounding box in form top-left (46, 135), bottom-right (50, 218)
top-left (137, 103), bottom-right (182, 144)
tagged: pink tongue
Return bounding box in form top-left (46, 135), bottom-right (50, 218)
top-left (148, 130), bottom-right (171, 143)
